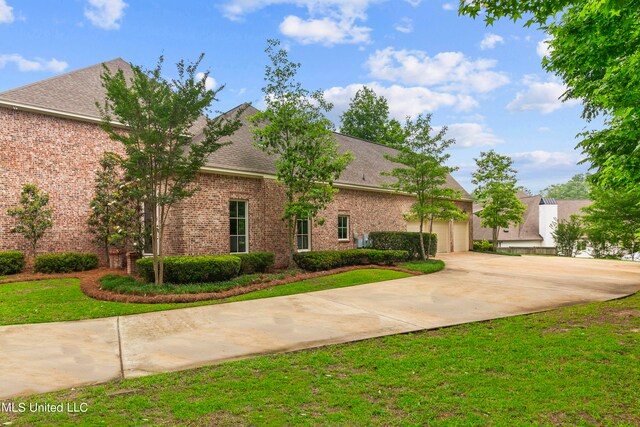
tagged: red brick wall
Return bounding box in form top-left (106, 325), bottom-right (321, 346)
top-left (1, 107), bottom-right (473, 268)
top-left (0, 108), bottom-right (123, 264)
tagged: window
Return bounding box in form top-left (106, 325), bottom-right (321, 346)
top-left (230, 200), bottom-right (248, 253)
top-left (296, 218), bottom-right (310, 251)
top-left (338, 215), bottom-right (349, 241)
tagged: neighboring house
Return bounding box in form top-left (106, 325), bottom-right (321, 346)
top-left (0, 58), bottom-right (473, 266)
top-left (473, 192), bottom-right (591, 249)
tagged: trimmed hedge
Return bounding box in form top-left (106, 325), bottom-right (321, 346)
top-left (0, 251), bottom-right (25, 275)
top-left (237, 252), bottom-right (275, 274)
top-left (34, 252), bottom-right (99, 274)
top-left (473, 240), bottom-right (494, 252)
top-left (136, 255), bottom-right (242, 284)
top-left (369, 231), bottom-right (437, 258)
top-left (294, 249), bottom-right (410, 272)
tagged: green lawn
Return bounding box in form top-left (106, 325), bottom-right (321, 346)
top-left (0, 269), bottom-right (412, 326)
top-left (4, 287), bottom-right (639, 426)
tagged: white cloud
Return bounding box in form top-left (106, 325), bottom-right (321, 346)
top-left (0, 54), bottom-right (68, 72)
top-left (536, 37), bottom-right (552, 58)
top-left (279, 15), bottom-right (371, 45)
top-left (442, 2), bottom-right (455, 11)
top-left (367, 47), bottom-right (510, 93)
top-left (0, 0), bottom-right (14, 23)
top-left (537, 126), bottom-right (552, 133)
top-left (511, 150), bottom-right (578, 168)
top-left (196, 72), bottom-right (216, 90)
top-left (480, 33), bottom-right (504, 50)
top-left (221, 0), bottom-right (376, 45)
top-left (84, 0), bottom-right (127, 30)
top-left (440, 123), bottom-right (504, 148)
top-left (325, 82), bottom-right (478, 121)
top-left (506, 75), bottom-right (578, 114)
top-left (394, 17), bottom-right (413, 34)
top-left (405, 0), bottom-right (421, 6)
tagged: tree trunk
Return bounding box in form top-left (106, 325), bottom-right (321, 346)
top-left (419, 218), bottom-right (426, 261)
top-left (492, 227), bottom-right (499, 252)
top-left (151, 203), bottom-right (159, 285)
top-left (427, 218), bottom-right (435, 261)
top-left (158, 218), bottom-right (164, 286)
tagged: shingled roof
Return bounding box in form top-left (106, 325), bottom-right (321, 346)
top-left (0, 58), bottom-right (132, 120)
top-left (0, 58), bottom-right (471, 198)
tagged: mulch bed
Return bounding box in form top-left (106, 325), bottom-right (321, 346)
top-left (0, 265), bottom-right (422, 304)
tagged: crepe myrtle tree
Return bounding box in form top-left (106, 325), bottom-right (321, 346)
top-left (383, 114), bottom-right (466, 260)
top-left (7, 183), bottom-right (53, 257)
top-left (472, 150), bottom-right (526, 251)
top-left (250, 39), bottom-right (353, 264)
top-left (98, 55), bottom-right (243, 285)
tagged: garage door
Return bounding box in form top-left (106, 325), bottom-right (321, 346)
top-left (452, 221), bottom-right (469, 252)
top-left (406, 220), bottom-right (450, 253)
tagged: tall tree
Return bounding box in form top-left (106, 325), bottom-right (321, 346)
top-left (383, 114), bottom-right (466, 260)
top-left (7, 183), bottom-right (53, 257)
top-left (87, 152), bottom-right (141, 262)
top-left (472, 150), bottom-right (526, 251)
top-left (250, 39), bottom-right (353, 264)
top-left (460, 0), bottom-right (640, 192)
top-left (542, 173), bottom-right (590, 200)
top-left (340, 86), bottom-right (406, 148)
top-left (99, 55), bottom-right (242, 285)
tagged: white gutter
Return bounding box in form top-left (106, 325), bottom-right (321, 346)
top-left (0, 100), bottom-right (125, 128)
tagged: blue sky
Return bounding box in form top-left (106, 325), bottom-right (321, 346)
top-left (0, 0), bottom-right (595, 193)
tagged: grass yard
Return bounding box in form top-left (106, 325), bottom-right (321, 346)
top-left (4, 286), bottom-right (639, 426)
top-left (0, 269), bottom-right (412, 326)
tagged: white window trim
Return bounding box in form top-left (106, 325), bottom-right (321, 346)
top-left (230, 199), bottom-right (249, 254)
top-left (296, 218), bottom-right (311, 252)
top-left (338, 215), bottom-right (350, 242)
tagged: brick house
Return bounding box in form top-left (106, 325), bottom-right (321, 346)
top-left (0, 58), bottom-right (473, 267)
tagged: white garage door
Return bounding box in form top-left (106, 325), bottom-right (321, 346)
top-left (452, 221), bottom-right (469, 252)
top-left (406, 220), bottom-right (450, 253)
top-left (406, 220), bottom-right (470, 253)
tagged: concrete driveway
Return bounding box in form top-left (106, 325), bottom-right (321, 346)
top-left (1, 252), bottom-right (639, 399)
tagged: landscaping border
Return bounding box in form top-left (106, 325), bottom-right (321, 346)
top-left (0, 265), bottom-right (422, 304)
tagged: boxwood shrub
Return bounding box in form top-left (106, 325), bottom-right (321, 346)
top-left (369, 231), bottom-right (437, 258)
top-left (294, 249), bottom-right (409, 272)
top-left (0, 251), bottom-right (25, 276)
top-left (34, 252), bottom-right (99, 273)
top-left (136, 255), bottom-right (242, 284)
top-left (237, 252), bottom-right (275, 274)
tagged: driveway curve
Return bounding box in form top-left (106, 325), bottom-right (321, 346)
top-left (1, 252), bottom-right (639, 399)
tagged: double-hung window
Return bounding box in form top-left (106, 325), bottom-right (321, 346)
top-left (296, 218), bottom-right (310, 251)
top-left (230, 200), bottom-right (248, 253)
top-left (338, 215), bottom-right (349, 241)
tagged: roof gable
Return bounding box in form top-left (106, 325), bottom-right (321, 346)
top-left (0, 58), bottom-right (132, 119)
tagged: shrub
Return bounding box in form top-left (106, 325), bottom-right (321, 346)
top-left (369, 231), bottom-right (437, 258)
top-left (237, 252), bottom-right (275, 274)
top-left (136, 255), bottom-right (242, 284)
top-left (473, 240), bottom-right (494, 252)
top-left (0, 251), bottom-right (25, 275)
top-left (34, 252), bottom-right (99, 273)
top-left (294, 249), bottom-right (409, 271)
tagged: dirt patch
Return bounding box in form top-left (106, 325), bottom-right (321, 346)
top-left (0, 265), bottom-right (421, 304)
top-left (612, 309), bottom-right (640, 318)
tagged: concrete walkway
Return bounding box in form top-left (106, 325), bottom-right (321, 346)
top-left (1, 252), bottom-right (639, 399)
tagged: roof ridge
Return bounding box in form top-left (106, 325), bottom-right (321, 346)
top-left (0, 58), bottom-right (128, 97)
